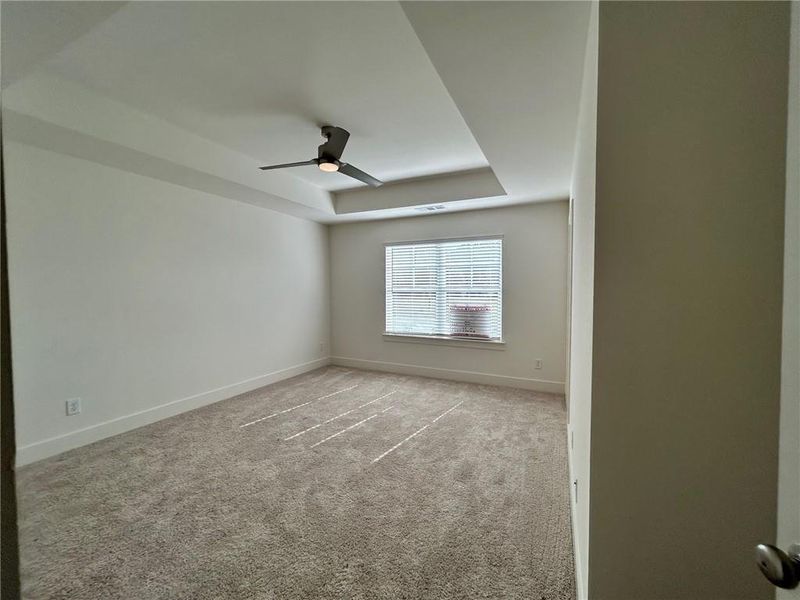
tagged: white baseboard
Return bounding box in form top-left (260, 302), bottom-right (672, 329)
top-left (16, 357), bottom-right (330, 466)
top-left (330, 356), bottom-right (565, 394)
top-left (567, 428), bottom-right (586, 600)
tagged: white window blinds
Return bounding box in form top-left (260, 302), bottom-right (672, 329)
top-left (385, 237), bottom-right (503, 340)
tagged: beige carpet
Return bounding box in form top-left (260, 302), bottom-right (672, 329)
top-left (17, 367), bottom-right (575, 599)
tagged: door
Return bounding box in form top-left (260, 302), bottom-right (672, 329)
top-left (774, 3), bottom-right (799, 599)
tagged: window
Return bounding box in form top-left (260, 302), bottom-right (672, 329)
top-left (385, 237), bottom-right (503, 341)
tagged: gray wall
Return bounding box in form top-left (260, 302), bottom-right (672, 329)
top-left (330, 203), bottom-right (569, 392)
top-left (6, 142), bottom-right (330, 465)
top-left (589, 3), bottom-right (790, 598)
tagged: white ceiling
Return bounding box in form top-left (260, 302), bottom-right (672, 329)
top-left (30, 1), bottom-right (488, 191)
top-left (0, 1), bottom-right (124, 88)
top-left (2, 1), bottom-right (592, 221)
top-left (402, 1), bottom-right (591, 202)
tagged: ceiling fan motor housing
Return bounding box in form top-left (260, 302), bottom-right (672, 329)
top-left (318, 126), bottom-right (350, 161)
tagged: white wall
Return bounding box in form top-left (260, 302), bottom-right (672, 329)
top-left (329, 203), bottom-right (568, 392)
top-left (566, 3), bottom-right (597, 598)
top-left (6, 142), bottom-right (330, 465)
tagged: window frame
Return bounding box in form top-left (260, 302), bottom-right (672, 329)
top-left (383, 234), bottom-right (505, 346)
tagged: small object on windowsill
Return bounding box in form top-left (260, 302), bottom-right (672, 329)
top-left (449, 304), bottom-right (492, 339)
top-left (450, 332), bottom-right (491, 339)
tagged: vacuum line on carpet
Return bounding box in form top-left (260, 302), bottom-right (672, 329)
top-left (239, 384), bottom-right (360, 428)
top-left (371, 400), bottom-right (464, 464)
top-left (309, 406), bottom-right (395, 449)
top-left (284, 390), bottom-right (397, 440)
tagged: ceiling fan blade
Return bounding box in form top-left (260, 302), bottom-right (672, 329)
top-left (318, 126), bottom-right (350, 160)
top-left (259, 159), bottom-right (317, 171)
top-left (339, 163), bottom-right (383, 187)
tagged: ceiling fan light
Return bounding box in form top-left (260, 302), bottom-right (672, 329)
top-left (318, 160), bottom-right (339, 173)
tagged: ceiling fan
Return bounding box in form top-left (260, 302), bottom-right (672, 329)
top-left (259, 126), bottom-right (383, 187)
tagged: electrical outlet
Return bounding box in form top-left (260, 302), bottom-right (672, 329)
top-left (320, 341), bottom-right (327, 354)
top-left (65, 398), bottom-right (81, 416)
top-left (534, 358), bottom-right (543, 370)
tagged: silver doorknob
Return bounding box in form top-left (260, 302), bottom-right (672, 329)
top-left (755, 543), bottom-right (800, 589)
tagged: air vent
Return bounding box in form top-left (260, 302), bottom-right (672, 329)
top-left (414, 205), bottom-right (447, 212)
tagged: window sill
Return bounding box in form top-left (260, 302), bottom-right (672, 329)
top-left (382, 333), bottom-right (506, 350)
